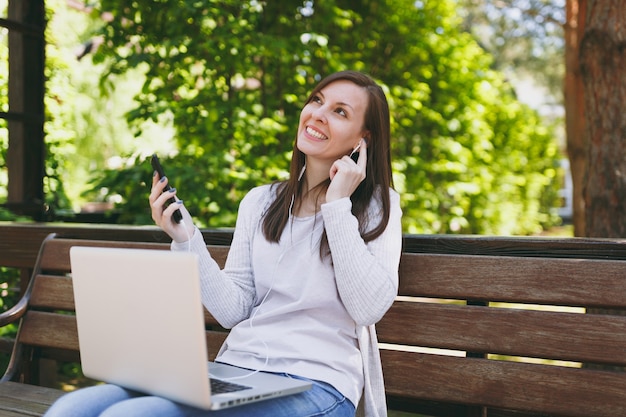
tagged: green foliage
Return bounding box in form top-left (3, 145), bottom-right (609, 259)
top-left (73, 1), bottom-right (561, 233)
top-left (90, 0), bottom-right (558, 233)
top-left (37, 0), bottom-right (177, 214)
top-left (90, 0), bottom-right (332, 225)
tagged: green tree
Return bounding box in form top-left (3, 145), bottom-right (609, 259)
top-left (43, 0), bottom-right (176, 214)
top-left (84, 0), bottom-right (559, 234)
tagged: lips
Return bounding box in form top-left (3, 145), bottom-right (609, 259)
top-left (306, 126), bottom-right (328, 140)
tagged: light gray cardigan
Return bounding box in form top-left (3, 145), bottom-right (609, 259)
top-left (172, 184), bottom-right (402, 417)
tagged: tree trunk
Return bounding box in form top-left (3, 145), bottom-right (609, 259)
top-left (580, 0), bottom-right (626, 237)
top-left (564, 0), bottom-right (587, 236)
top-left (579, 0), bottom-right (626, 374)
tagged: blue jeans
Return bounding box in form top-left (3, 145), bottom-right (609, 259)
top-left (43, 376), bottom-right (355, 417)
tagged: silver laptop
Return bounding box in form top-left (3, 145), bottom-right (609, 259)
top-left (69, 246), bottom-right (311, 410)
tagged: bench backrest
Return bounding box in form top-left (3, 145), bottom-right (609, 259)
top-left (4, 234), bottom-right (626, 417)
top-left (381, 252), bottom-right (626, 416)
top-left (2, 235), bottom-right (230, 385)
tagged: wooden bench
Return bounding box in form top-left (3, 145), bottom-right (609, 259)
top-left (1, 232), bottom-right (625, 416)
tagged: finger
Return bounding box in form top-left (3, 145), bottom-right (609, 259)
top-left (151, 170), bottom-right (160, 187)
top-left (155, 187), bottom-right (178, 207)
top-left (151, 178), bottom-right (175, 213)
top-left (331, 158), bottom-right (354, 180)
top-left (163, 199), bottom-right (183, 219)
top-left (150, 194), bottom-right (166, 223)
top-left (150, 187), bottom-right (176, 223)
top-left (149, 175), bottom-right (168, 201)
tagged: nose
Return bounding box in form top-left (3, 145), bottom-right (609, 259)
top-left (311, 104), bottom-right (328, 123)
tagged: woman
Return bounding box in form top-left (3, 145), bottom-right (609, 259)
top-left (45, 70), bottom-right (402, 417)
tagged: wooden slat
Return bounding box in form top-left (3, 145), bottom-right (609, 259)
top-left (38, 239), bottom-right (171, 272)
top-left (381, 350), bottom-right (626, 417)
top-left (385, 396), bottom-right (475, 417)
top-left (29, 275), bottom-right (74, 310)
top-left (0, 382), bottom-right (64, 416)
top-left (378, 302), bottom-right (626, 366)
top-left (0, 409), bottom-right (39, 417)
top-left (0, 223), bottom-right (233, 270)
top-left (400, 253), bottom-right (626, 308)
top-left (203, 310), bottom-right (223, 327)
top-left (401, 233), bottom-right (626, 259)
top-left (206, 330), bottom-right (229, 362)
top-left (0, 381), bottom-right (64, 404)
top-left (0, 396), bottom-right (56, 416)
top-left (19, 312), bottom-right (79, 351)
top-left (36, 238), bottom-right (229, 272)
top-left (207, 245), bottom-right (228, 268)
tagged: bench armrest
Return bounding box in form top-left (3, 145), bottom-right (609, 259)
top-left (0, 296), bottom-right (29, 327)
top-left (0, 233), bottom-right (57, 328)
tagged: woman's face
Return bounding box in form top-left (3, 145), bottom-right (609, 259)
top-left (297, 79), bottom-right (368, 164)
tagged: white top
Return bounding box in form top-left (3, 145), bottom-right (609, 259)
top-left (172, 184), bottom-right (402, 417)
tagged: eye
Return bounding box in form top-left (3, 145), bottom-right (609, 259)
top-left (311, 95), bottom-right (322, 104)
top-left (335, 107), bottom-right (347, 117)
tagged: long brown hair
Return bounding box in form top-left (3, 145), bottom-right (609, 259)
top-left (262, 71), bottom-right (393, 253)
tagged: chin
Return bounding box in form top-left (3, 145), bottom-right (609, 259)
top-left (296, 136), bottom-right (315, 154)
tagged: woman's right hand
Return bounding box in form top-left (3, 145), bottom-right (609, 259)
top-left (149, 172), bottom-right (196, 243)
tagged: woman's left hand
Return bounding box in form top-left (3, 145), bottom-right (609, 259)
top-left (327, 139), bottom-right (367, 202)
top-left (149, 173), bottom-right (195, 243)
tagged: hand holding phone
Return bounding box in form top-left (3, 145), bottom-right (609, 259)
top-left (151, 154), bottom-right (183, 224)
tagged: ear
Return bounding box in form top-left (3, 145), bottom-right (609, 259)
top-left (361, 131), bottom-right (371, 144)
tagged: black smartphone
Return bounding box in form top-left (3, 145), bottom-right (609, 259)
top-left (151, 154), bottom-right (183, 223)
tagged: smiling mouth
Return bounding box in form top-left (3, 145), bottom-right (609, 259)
top-left (306, 126), bottom-right (328, 140)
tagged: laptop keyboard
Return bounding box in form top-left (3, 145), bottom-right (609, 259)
top-left (211, 378), bottom-right (252, 394)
